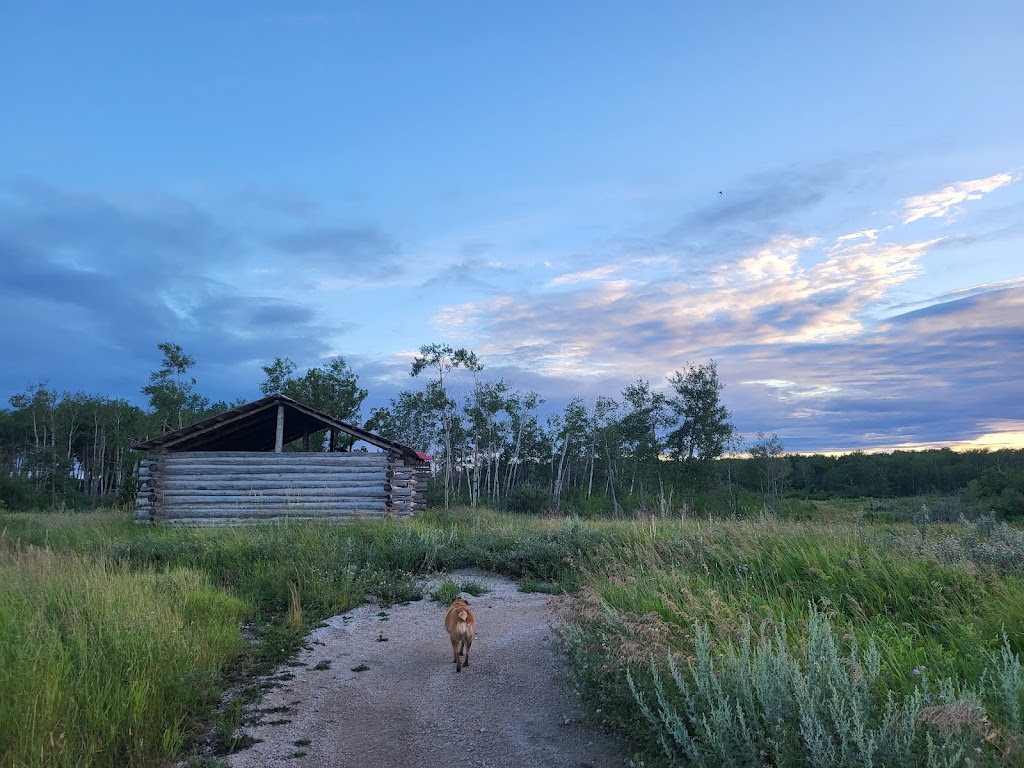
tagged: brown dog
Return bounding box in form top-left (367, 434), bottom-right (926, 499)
top-left (444, 597), bottom-right (476, 672)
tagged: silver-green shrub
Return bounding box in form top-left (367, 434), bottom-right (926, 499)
top-left (628, 607), bottom-right (1018, 767)
top-left (931, 515), bottom-right (1024, 572)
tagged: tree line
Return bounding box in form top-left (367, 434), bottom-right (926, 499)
top-left (2, 341), bottom-right (1022, 515)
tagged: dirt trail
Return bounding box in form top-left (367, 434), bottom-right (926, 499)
top-left (227, 570), bottom-right (628, 768)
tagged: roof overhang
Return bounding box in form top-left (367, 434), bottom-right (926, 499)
top-left (132, 394), bottom-right (424, 462)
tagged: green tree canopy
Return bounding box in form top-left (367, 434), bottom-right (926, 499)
top-left (665, 360), bottom-right (735, 484)
top-left (141, 342), bottom-right (210, 431)
top-left (259, 355), bottom-right (368, 424)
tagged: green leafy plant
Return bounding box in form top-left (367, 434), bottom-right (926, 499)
top-left (459, 579), bottom-right (487, 597)
top-left (430, 578), bottom-right (460, 604)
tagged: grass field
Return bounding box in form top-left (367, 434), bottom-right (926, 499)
top-left (1, 504), bottom-right (1022, 767)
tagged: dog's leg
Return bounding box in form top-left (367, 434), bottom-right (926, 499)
top-left (463, 633), bottom-right (472, 667)
top-left (451, 635), bottom-right (461, 666)
top-left (455, 637), bottom-right (463, 672)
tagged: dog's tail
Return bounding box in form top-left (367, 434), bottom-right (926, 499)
top-left (457, 609), bottom-right (468, 621)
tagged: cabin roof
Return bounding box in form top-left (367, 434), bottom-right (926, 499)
top-left (132, 394), bottom-right (425, 462)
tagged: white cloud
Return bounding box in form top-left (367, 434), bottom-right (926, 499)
top-left (743, 380), bottom-right (843, 400)
top-left (737, 236), bottom-right (817, 280)
top-left (831, 228), bottom-right (882, 248)
top-left (399, 174), bottom-right (1010, 418)
top-left (548, 264), bottom-right (622, 286)
top-left (745, 379), bottom-right (795, 389)
top-left (901, 172), bottom-right (1017, 224)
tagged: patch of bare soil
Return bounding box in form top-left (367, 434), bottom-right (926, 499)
top-left (227, 569), bottom-right (628, 768)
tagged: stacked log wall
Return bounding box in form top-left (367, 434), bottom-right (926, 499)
top-left (413, 463), bottom-right (431, 512)
top-left (135, 459), bottom-right (158, 522)
top-left (135, 451), bottom-right (412, 525)
top-left (386, 457), bottom-right (424, 516)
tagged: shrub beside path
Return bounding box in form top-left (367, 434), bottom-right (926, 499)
top-left (227, 569), bottom-right (628, 768)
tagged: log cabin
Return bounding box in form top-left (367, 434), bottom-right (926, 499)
top-left (132, 394), bottom-right (430, 525)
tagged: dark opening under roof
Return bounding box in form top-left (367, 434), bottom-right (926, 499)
top-left (132, 394), bottom-right (425, 462)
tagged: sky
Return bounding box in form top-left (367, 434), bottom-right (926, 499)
top-left (1, 2), bottom-right (1022, 454)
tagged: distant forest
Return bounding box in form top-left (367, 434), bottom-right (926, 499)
top-left (2, 341), bottom-right (1022, 517)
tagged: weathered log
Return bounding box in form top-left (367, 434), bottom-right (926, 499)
top-left (274, 404), bottom-right (285, 453)
top-left (156, 498), bottom-right (386, 508)
top-left (158, 476), bottom-right (387, 490)
top-left (160, 464), bottom-right (388, 477)
top-left (164, 451), bottom-right (389, 463)
top-left (163, 454), bottom-right (387, 466)
top-left (155, 484), bottom-right (386, 497)
top-left (158, 502), bottom-right (389, 513)
top-left (154, 492), bottom-right (388, 505)
top-left (157, 503), bottom-right (388, 518)
top-left (161, 512), bottom-right (409, 526)
top-left (156, 497), bottom-right (385, 507)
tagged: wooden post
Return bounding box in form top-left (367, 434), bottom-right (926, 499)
top-left (275, 405), bottom-right (285, 453)
top-left (303, 430), bottom-right (310, 451)
top-left (329, 429), bottom-right (337, 452)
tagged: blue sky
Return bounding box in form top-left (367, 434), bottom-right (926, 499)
top-left (2, 2), bottom-right (1022, 454)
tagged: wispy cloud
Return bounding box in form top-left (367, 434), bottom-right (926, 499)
top-left (901, 172), bottom-right (1017, 224)
top-left (549, 264), bottom-right (623, 286)
top-left (444, 226), bottom-right (951, 377)
top-left (414, 166), bottom-right (1023, 453)
top-left (0, 181), bottom-right (361, 402)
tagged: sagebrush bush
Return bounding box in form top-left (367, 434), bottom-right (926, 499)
top-left (931, 516), bottom-right (1024, 572)
top-left (561, 515), bottom-right (1024, 765)
top-left (626, 609), bottom-right (1021, 767)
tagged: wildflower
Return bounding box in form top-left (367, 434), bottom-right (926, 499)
top-left (912, 666), bottom-right (922, 676)
top-left (776, 717), bottom-right (784, 725)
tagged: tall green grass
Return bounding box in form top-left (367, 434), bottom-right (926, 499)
top-left (560, 516), bottom-right (1024, 766)
top-left (0, 545), bottom-right (248, 768)
top-left (3, 507), bottom-right (1023, 767)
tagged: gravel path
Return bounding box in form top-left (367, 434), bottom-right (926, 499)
top-left (227, 569), bottom-right (628, 768)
